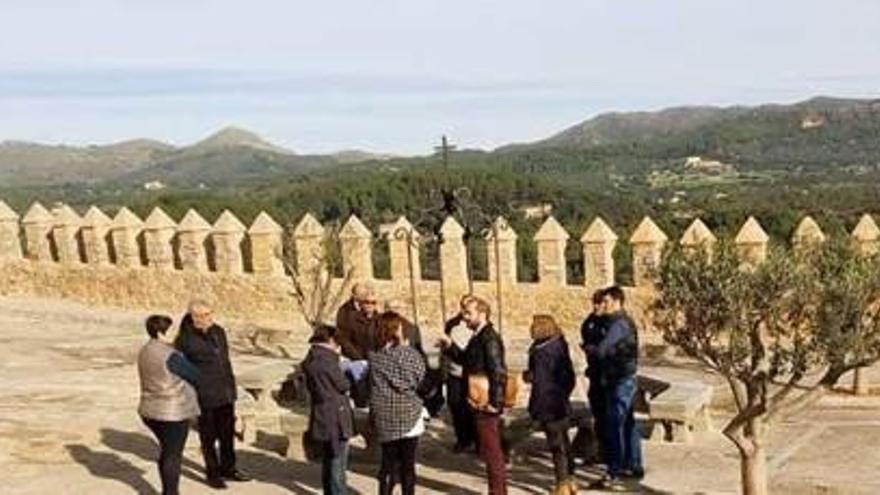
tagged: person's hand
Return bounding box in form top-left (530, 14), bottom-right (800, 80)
top-left (435, 336), bottom-right (452, 349)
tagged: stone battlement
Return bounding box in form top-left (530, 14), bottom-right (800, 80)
top-left (1, 199), bottom-right (878, 339)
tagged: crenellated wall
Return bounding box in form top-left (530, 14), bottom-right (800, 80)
top-left (1, 199), bottom-right (878, 343)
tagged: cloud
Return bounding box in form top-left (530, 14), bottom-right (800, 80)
top-left (0, 67), bottom-right (604, 100)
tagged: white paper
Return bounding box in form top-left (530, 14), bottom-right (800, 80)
top-left (449, 324), bottom-right (473, 350)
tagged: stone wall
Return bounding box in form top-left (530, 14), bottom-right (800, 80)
top-left (1, 199), bottom-right (877, 344)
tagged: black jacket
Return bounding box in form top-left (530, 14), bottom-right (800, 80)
top-left (302, 344), bottom-right (354, 455)
top-left (580, 313), bottom-right (608, 379)
top-left (527, 335), bottom-right (575, 423)
top-left (175, 315), bottom-right (237, 409)
top-left (444, 322), bottom-right (507, 412)
top-left (402, 319), bottom-right (424, 356)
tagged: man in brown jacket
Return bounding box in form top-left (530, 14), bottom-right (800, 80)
top-left (335, 283), bottom-right (380, 360)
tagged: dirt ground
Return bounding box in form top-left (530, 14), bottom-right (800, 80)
top-left (2, 295), bottom-right (880, 494)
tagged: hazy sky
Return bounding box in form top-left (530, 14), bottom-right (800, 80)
top-left (1, 0), bottom-right (878, 154)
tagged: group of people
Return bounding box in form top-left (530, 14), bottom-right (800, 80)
top-left (305, 282), bottom-right (643, 495)
top-left (135, 283), bottom-right (643, 495)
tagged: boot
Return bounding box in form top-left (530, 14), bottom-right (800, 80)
top-left (551, 480), bottom-right (572, 495)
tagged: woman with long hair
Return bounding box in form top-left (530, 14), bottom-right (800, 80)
top-left (525, 314), bottom-right (577, 494)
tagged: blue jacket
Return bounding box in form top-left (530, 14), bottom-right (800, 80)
top-left (596, 312), bottom-right (639, 383)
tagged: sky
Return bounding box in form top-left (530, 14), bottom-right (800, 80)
top-left (0, 0), bottom-right (879, 154)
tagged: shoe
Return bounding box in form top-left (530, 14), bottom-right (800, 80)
top-left (206, 476), bottom-right (228, 489)
top-left (621, 467), bottom-right (644, 480)
top-left (550, 480), bottom-right (573, 495)
top-left (221, 469), bottom-right (252, 482)
top-left (601, 477), bottom-right (628, 492)
top-left (566, 476), bottom-right (579, 494)
top-left (452, 443), bottom-right (472, 453)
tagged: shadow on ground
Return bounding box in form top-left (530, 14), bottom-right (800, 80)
top-left (64, 425), bottom-right (670, 494)
top-left (65, 444), bottom-right (159, 495)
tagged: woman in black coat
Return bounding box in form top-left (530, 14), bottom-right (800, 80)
top-left (303, 325), bottom-right (354, 495)
top-left (525, 314), bottom-right (576, 495)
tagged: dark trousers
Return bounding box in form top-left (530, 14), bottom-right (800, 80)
top-left (604, 377), bottom-right (643, 477)
top-left (378, 437), bottom-right (418, 495)
top-left (321, 440), bottom-right (349, 495)
top-left (142, 416), bottom-right (190, 495)
top-left (197, 403), bottom-right (236, 478)
top-left (476, 413), bottom-right (507, 495)
top-left (587, 377), bottom-right (607, 461)
top-left (542, 417), bottom-right (574, 484)
top-left (447, 375), bottom-right (476, 448)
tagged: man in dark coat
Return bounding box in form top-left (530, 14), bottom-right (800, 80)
top-left (175, 300), bottom-right (250, 489)
top-left (596, 286), bottom-right (643, 490)
top-left (303, 325), bottom-right (354, 495)
top-left (335, 283), bottom-right (380, 360)
top-left (438, 296), bottom-right (507, 495)
top-left (580, 289), bottom-right (609, 464)
top-left (442, 294), bottom-right (477, 452)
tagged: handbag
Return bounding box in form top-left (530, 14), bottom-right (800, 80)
top-left (467, 371), bottom-right (521, 411)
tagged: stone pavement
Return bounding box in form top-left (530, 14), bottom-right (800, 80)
top-left (2, 295), bottom-right (880, 494)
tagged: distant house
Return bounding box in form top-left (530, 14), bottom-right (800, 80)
top-left (800, 115), bottom-right (825, 130)
top-left (684, 156), bottom-right (733, 174)
top-left (519, 203), bottom-right (553, 220)
top-left (143, 180), bottom-right (166, 191)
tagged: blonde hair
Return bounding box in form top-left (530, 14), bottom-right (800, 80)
top-left (530, 314), bottom-right (561, 340)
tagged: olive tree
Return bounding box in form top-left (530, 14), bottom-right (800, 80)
top-left (652, 239), bottom-right (880, 495)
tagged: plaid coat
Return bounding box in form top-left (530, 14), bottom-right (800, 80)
top-left (369, 344), bottom-right (426, 443)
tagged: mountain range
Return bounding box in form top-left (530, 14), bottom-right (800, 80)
top-left (0, 126), bottom-right (393, 186)
top-left (2, 96), bottom-right (879, 187)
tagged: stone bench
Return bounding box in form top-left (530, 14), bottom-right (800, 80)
top-left (642, 377), bottom-right (713, 443)
top-left (235, 361), bottom-right (300, 444)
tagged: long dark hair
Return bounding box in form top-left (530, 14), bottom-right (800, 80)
top-left (377, 311), bottom-right (407, 347)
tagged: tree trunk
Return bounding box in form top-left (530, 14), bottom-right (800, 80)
top-left (740, 446), bottom-right (768, 495)
top-left (740, 420), bottom-right (768, 495)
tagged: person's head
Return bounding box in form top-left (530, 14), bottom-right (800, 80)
top-left (188, 299), bottom-right (214, 332)
top-left (308, 324), bottom-right (337, 346)
top-left (352, 282), bottom-right (379, 317)
top-left (377, 311), bottom-right (407, 347)
top-left (146, 314), bottom-right (174, 343)
top-left (458, 294), bottom-right (476, 315)
top-left (602, 286), bottom-right (626, 314)
top-left (462, 296), bottom-right (491, 330)
top-left (591, 289), bottom-right (606, 314)
top-left (530, 314), bottom-right (562, 341)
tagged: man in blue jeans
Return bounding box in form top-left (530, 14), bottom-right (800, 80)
top-left (596, 286), bottom-right (643, 491)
